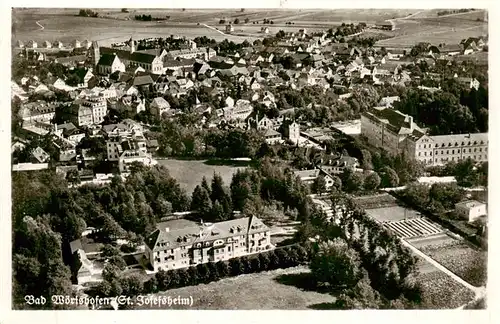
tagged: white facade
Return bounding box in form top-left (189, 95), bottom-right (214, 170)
top-left (455, 200), bottom-right (487, 222)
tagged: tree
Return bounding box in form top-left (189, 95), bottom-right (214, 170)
top-left (216, 261), bottom-right (229, 277)
top-left (210, 200), bottom-right (225, 222)
top-left (312, 175), bottom-right (327, 194)
top-left (191, 185), bottom-right (212, 217)
top-left (108, 255), bottom-right (127, 271)
top-left (344, 171), bottom-right (364, 193)
top-left (361, 149), bottom-right (373, 170)
top-left (66, 169), bottom-right (81, 186)
top-left (380, 166), bottom-right (399, 188)
top-left (101, 244), bottom-right (121, 258)
top-left (229, 258), bottom-right (244, 276)
top-left (364, 172), bottom-right (381, 191)
top-left (310, 238), bottom-right (362, 290)
top-left (234, 18), bottom-right (240, 24)
top-left (244, 18), bottom-right (250, 24)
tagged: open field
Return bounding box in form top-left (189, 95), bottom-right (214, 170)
top-left (416, 271), bottom-right (475, 309)
top-left (376, 10), bottom-right (487, 47)
top-left (132, 266), bottom-right (336, 310)
top-left (365, 205), bottom-right (422, 223)
top-left (157, 159), bottom-right (247, 194)
top-left (13, 8), bottom-right (440, 47)
top-left (420, 243), bottom-right (487, 287)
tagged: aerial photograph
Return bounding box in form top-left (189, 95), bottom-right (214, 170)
top-left (10, 7), bottom-right (488, 310)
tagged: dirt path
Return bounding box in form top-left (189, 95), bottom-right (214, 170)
top-left (202, 23), bottom-right (226, 35)
top-left (35, 20), bottom-right (44, 30)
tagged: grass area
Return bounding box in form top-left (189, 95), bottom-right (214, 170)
top-left (417, 271), bottom-right (475, 309)
top-left (420, 243), bottom-right (487, 287)
top-left (157, 159), bottom-right (247, 194)
top-left (364, 205), bottom-right (422, 222)
top-left (132, 266), bottom-right (336, 310)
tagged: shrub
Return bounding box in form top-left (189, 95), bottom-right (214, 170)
top-left (155, 269), bottom-right (170, 291)
top-left (216, 260), bottom-right (229, 277)
top-left (196, 263), bottom-right (210, 283)
top-left (250, 256), bottom-right (261, 272)
top-left (207, 262), bottom-right (220, 282)
top-left (229, 258), bottom-right (244, 276)
top-left (144, 277), bottom-right (158, 293)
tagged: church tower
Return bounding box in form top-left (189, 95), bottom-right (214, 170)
top-left (90, 40), bottom-right (100, 67)
top-left (130, 36), bottom-right (135, 54)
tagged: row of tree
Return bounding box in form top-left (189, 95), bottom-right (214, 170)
top-left (299, 193), bottom-right (421, 307)
top-left (91, 245), bottom-right (310, 301)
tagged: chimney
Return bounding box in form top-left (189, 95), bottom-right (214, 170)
top-left (409, 115), bottom-right (414, 131)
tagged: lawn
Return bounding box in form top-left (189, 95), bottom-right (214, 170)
top-left (364, 205), bottom-right (421, 222)
top-left (416, 271), bottom-right (475, 309)
top-left (420, 243), bottom-right (487, 287)
top-left (132, 266), bottom-right (336, 310)
top-left (157, 159), bottom-right (247, 194)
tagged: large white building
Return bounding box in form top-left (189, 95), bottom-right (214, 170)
top-left (145, 216), bottom-right (273, 272)
top-left (71, 96), bottom-right (108, 126)
top-left (361, 107), bottom-right (488, 166)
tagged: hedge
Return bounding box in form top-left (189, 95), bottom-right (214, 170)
top-left (143, 244), bottom-right (311, 294)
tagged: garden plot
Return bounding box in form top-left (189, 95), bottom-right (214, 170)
top-left (417, 271), bottom-right (475, 309)
top-left (420, 243), bottom-right (487, 287)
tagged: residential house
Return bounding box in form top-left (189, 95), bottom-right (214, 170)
top-left (31, 146), bottom-right (50, 163)
top-left (455, 200), bottom-right (487, 222)
top-left (264, 129), bottom-right (282, 144)
top-left (455, 77), bottom-right (480, 90)
top-left (69, 95), bottom-right (107, 126)
top-left (150, 97), bottom-right (171, 118)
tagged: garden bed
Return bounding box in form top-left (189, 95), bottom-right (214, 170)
top-left (420, 243), bottom-right (487, 287)
top-left (417, 271), bottom-right (475, 309)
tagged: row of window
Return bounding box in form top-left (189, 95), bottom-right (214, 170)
top-left (422, 155), bottom-right (486, 164)
top-left (418, 147), bottom-right (485, 156)
top-left (419, 141), bottom-right (486, 149)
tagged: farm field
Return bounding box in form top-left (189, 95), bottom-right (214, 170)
top-left (420, 243), bottom-right (487, 287)
top-left (12, 9), bottom-right (260, 45)
top-left (376, 10), bottom-right (487, 47)
top-left (132, 266), bottom-right (336, 310)
top-left (157, 159), bottom-right (247, 194)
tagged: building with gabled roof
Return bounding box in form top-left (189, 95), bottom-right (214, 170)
top-left (362, 107), bottom-right (488, 166)
top-left (145, 216), bottom-right (273, 272)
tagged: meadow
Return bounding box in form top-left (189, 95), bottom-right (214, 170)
top-left (156, 159), bottom-right (247, 194)
top-left (133, 266), bottom-right (337, 310)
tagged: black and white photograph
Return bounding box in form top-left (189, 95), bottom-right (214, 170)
top-left (6, 1), bottom-right (494, 316)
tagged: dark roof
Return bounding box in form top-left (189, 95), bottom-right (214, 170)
top-left (365, 108), bottom-right (412, 133)
top-left (130, 52), bottom-right (158, 64)
top-left (72, 68), bottom-right (90, 81)
top-left (97, 54), bottom-right (117, 66)
top-left (133, 75), bottom-right (154, 86)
